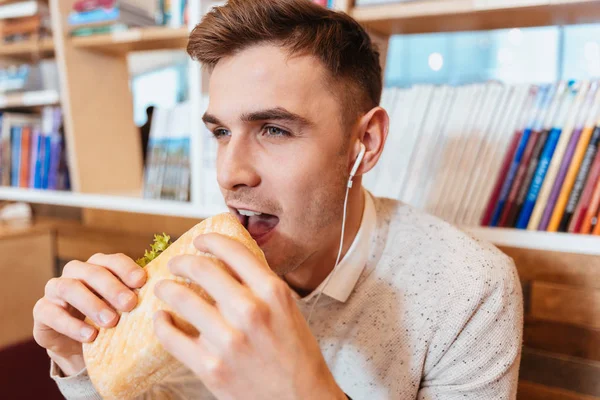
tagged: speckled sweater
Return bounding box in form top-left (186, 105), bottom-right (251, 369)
top-left (51, 195), bottom-right (523, 399)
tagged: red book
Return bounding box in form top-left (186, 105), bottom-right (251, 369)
top-left (581, 173), bottom-right (600, 234)
top-left (18, 126), bottom-right (31, 188)
top-left (481, 130), bottom-right (523, 226)
top-left (499, 129), bottom-right (542, 227)
top-left (569, 143), bottom-right (600, 233)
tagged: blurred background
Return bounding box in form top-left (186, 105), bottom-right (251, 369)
top-left (0, 0), bottom-right (598, 399)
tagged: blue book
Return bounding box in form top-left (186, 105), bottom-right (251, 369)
top-left (515, 82), bottom-right (578, 229)
top-left (490, 86), bottom-right (550, 226)
top-left (68, 7), bottom-right (120, 26)
top-left (10, 126), bottom-right (21, 187)
top-left (41, 134), bottom-right (52, 189)
top-left (515, 127), bottom-right (563, 228)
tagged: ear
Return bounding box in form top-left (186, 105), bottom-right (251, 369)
top-left (352, 106), bottom-right (389, 176)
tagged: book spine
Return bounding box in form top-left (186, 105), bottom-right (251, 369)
top-left (539, 126), bottom-right (584, 230)
top-left (510, 128), bottom-right (550, 227)
top-left (547, 82), bottom-right (600, 231)
top-left (47, 134), bottom-right (62, 190)
top-left (482, 85), bottom-right (537, 226)
top-left (561, 125), bottom-right (600, 231)
top-left (569, 127), bottom-right (600, 233)
top-left (516, 126), bottom-right (563, 229)
top-left (19, 126), bottom-right (31, 188)
top-left (579, 149), bottom-right (600, 234)
top-left (28, 129), bottom-right (40, 188)
top-left (590, 177), bottom-right (600, 235)
top-left (10, 126), bottom-right (21, 187)
top-left (41, 134), bottom-right (52, 189)
top-left (528, 81), bottom-right (586, 230)
top-left (501, 129), bottom-right (541, 227)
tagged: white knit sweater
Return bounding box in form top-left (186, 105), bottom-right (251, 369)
top-left (51, 194), bottom-right (523, 399)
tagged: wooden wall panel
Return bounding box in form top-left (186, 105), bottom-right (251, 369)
top-left (499, 246), bottom-right (600, 290)
top-left (519, 347), bottom-right (600, 397)
top-left (530, 282), bottom-right (600, 329)
top-left (524, 317), bottom-right (600, 362)
top-left (0, 232), bottom-right (55, 349)
top-left (518, 381), bottom-right (599, 400)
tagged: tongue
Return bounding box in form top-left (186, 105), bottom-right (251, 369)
top-left (247, 214), bottom-right (279, 237)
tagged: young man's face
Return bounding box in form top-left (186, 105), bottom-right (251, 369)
top-left (204, 44), bottom-right (353, 275)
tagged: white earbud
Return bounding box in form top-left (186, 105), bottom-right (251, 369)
top-left (348, 142), bottom-right (366, 188)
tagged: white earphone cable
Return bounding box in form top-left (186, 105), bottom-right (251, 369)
top-left (306, 182), bottom-right (351, 326)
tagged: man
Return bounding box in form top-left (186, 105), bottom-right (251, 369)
top-left (33, 0), bottom-right (523, 398)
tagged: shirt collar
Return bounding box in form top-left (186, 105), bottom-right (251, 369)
top-left (298, 187), bottom-right (376, 303)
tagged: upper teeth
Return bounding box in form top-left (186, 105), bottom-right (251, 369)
top-left (238, 209), bottom-right (262, 217)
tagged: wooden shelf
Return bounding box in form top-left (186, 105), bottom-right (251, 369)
top-left (0, 89), bottom-right (59, 108)
top-left (352, 0), bottom-right (600, 35)
top-left (0, 187), bottom-right (598, 254)
top-left (0, 38), bottom-right (55, 60)
top-left (71, 26), bottom-right (190, 55)
top-left (0, 187), bottom-right (227, 219)
top-left (465, 226), bottom-right (600, 256)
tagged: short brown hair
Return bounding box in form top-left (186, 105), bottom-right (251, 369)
top-left (187, 0), bottom-right (382, 125)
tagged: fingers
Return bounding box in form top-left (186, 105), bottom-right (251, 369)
top-left (45, 277), bottom-right (118, 329)
top-left (33, 298), bottom-right (97, 345)
top-left (154, 280), bottom-right (235, 349)
top-left (153, 310), bottom-right (216, 377)
top-left (168, 255), bottom-right (250, 310)
top-left (193, 234), bottom-right (273, 289)
top-left (86, 253), bottom-right (146, 288)
top-left (62, 260), bottom-right (138, 312)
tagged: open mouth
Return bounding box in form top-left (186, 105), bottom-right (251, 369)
top-left (229, 207), bottom-right (280, 245)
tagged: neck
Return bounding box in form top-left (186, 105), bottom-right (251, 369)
top-left (284, 183), bottom-right (365, 295)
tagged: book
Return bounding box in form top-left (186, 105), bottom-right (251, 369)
top-left (401, 85), bottom-right (450, 208)
top-left (588, 176), bottom-right (600, 234)
top-left (468, 84), bottom-right (528, 226)
top-left (489, 85), bottom-right (542, 226)
top-left (0, 112), bottom-right (40, 185)
top-left (18, 124), bottom-right (31, 187)
top-left (426, 84), bottom-right (477, 215)
top-left (481, 85), bottom-right (535, 226)
top-left (527, 81), bottom-right (588, 230)
top-left (509, 82), bottom-right (567, 228)
top-left (557, 86), bottom-right (600, 231)
top-left (498, 84), bottom-right (554, 227)
top-left (516, 82), bottom-right (577, 229)
top-left (542, 82), bottom-right (598, 231)
top-left (443, 83), bottom-right (503, 222)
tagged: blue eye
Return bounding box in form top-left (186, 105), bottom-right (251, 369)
top-left (212, 128), bottom-right (230, 139)
top-left (265, 126), bottom-right (291, 137)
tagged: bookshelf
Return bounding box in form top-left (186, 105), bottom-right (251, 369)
top-left (352, 0), bottom-right (600, 35)
top-left (0, 187), bottom-right (227, 218)
top-left (0, 37), bottom-right (54, 60)
top-left (0, 89), bottom-right (59, 108)
top-left (1, 184), bottom-right (598, 255)
top-left (71, 26), bottom-right (190, 55)
top-left (0, 0), bottom-right (598, 253)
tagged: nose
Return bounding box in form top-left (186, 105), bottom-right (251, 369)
top-left (217, 136), bottom-right (261, 191)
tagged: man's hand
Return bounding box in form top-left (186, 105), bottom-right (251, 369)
top-left (33, 253), bottom-right (146, 376)
top-left (153, 233), bottom-right (346, 400)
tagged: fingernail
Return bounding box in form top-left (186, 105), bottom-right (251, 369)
top-left (118, 291), bottom-right (135, 308)
top-left (99, 309), bottom-right (116, 325)
top-left (81, 326), bottom-right (95, 339)
top-left (131, 269), bottom-right (145, 283)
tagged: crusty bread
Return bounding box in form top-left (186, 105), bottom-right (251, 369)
top-left (82, 213), bottom-right (266, 399)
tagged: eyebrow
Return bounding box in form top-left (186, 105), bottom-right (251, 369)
top-left (202, 107), bottom-right (313, 128)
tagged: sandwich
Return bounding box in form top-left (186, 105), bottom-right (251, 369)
top-left (82, 213), bottom-right (267, 399)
